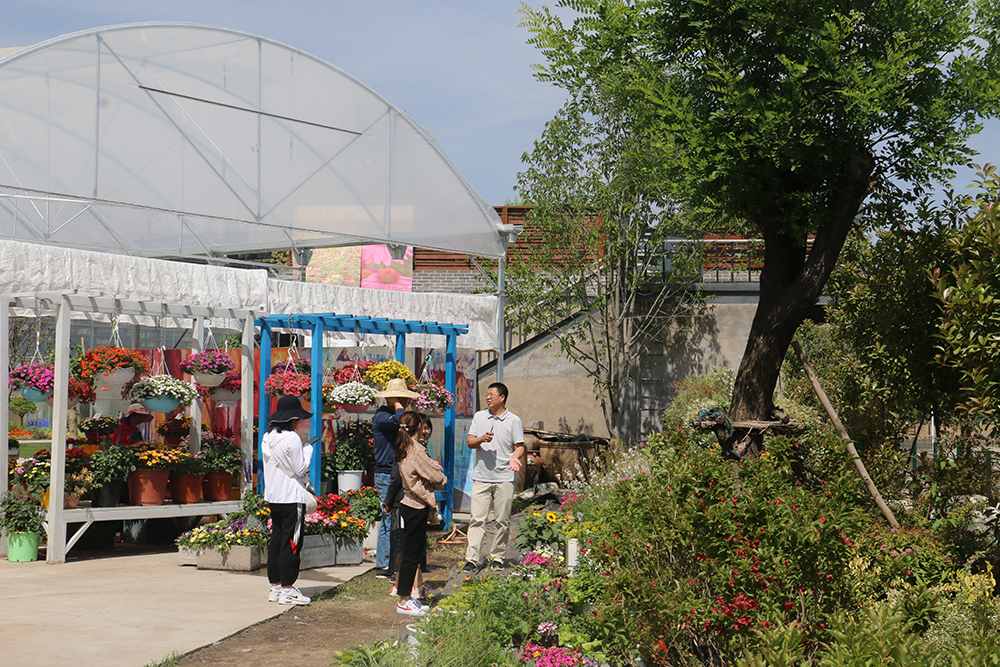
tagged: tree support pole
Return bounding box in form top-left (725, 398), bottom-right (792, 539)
top-left (791, 340), bottom-right (899, 528)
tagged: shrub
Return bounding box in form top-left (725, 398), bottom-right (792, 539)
top-left (581, 428), bottom-right (875, 664)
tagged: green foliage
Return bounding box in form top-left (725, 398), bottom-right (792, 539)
top-left (88, 444), bottom-right (136, 484)
top-left (515, 509), bottom-right (573, 551)
top-left (521, 0), bottom-right (1000, 423)
top-left (8, 395), bottom-right (36, 424)
top-left (1, 491), bottom-right (46, 534)
top-left (847, 527), bottom-right (957, 602)
top-left (582, 427), bottom-right (875, 663)
top-left (932, 165), bottom-right (1000, 417)
top-left (330, 640), bottom-right (411, 666)
top-left (333, 420), bottom-right (373, 471)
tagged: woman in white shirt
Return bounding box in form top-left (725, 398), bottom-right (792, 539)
top-left (262, 396), bottom-right (314, 606)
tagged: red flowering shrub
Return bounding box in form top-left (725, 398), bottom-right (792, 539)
top-left (584, 429), bottom-right (877, 664)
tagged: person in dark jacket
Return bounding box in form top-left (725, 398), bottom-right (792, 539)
top-left (371, 378), bottom-right (419, 577)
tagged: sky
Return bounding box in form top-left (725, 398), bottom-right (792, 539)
top-left (0, 0), bottom-right (568, 207)
top-left (3, 1), bottom-right (1000, 208)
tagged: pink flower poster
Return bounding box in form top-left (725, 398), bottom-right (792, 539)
top-left (360, 244), bottom-right (412, 291)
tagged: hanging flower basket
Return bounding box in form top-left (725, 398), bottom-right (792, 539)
top-left (331, 360), bottom-right (375, 386)
top-left (363, 360), bottom-right (417, 389)
top-left (180, 350), bottom-right (235, 387)
top-left (127, 375), bottom-right (199, 410)
top-left (210, 388), bottom-right (241, 406)
top-left (411, 382), bottom-right (456, 415)
top-left (264, 371), bottom-right (311, 398)
top-left (47, 376), bottom-right (97, 408)
top-left (322, 381), bottom-right (377, 414)
top-left (9, 362), bottom-right (55, 397)
top-left (79, 346), bottom-right (149, 384)
top-left (20, 387), bottom-right (52, 402)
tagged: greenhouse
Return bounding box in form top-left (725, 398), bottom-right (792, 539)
top-left (0, 23), bottom-right (510, 563)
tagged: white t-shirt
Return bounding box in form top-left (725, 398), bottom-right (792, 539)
top-left (468, 408), bottom-right (524, 484)
top-left (262, 428), bottom-right (313, 504)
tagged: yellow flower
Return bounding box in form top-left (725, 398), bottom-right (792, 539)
top-left (546, 512), bottom-right (558, 523)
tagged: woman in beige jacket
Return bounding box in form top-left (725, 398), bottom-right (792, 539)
top-left (393, 412), bottom-right (446, 617)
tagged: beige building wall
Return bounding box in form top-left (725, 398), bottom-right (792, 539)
top-left (478, 301), bottom-right (759, 442)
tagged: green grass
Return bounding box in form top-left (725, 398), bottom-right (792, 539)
top-left (326, 571), bottom-right (393, 603)
top-left (143, 652), bottom-right (181, 667)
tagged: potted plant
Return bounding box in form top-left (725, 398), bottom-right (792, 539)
top-left (63, 468), bottom-right (97, 508)
top-left (264, 371), bottom-right (311, 398)
top-left (333, 420), bottom-right (373, 492)
top-left (79, 414), bottom-right (120, 445)
top-left (301, 493), bottom-right (369, 567)
top-left (332, 360), bottom-right (375, 386)
top-left (127, 374), bottom-right (198, 413)
top-left (1, 492), bottom-right (46, 562)
top-left (88, 444), bottom-right (136, 507)
top-left (8, 362), bottom-right (55, 402)
top-left (209, 369), bottom-right (244, 405)
top-left (79, 345), bottom-right (149, 388)
top-left (411, 381), bottom-right (456, 415)
top-left (323, 381), bottom-right (377, 414)
top-left (198, 431), bottom-right (242, 501)
top-left (363, 360), bottom-right (416, 389)
top-left (46, 376), bottom-right (97, 409)
top-left (176, 501), bottom-right (270, 570)
top-left (271, 358), bottom-right (311, 375)
top-left (125, 441), bottom-right (185, 505)
top-left (170, 449), bottom-right (208, 504)
top-left (156, 415), bottom-right (208, 445)
top-left (9, 454), bottom-right (50, 499)
top-left (179, 350), bottom-right (235, 388)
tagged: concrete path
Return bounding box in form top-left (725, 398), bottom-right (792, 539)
top-left (0, 547), bottom-right (371, 667)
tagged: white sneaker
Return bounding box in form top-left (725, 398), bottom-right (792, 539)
top-left (396, 598), bottom-right (427, 617)
top-left (391, 584), bottom-right (423, 598)
top-left (278, 587), bottom-right (311, 605)
top-left (268, 587), bottom-right (281, 602)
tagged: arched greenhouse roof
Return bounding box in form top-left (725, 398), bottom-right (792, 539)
top-left (0, 23), bottom-right (508, 259)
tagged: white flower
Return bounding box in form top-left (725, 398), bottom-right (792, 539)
top-left (127, 375), bottom-right (199, 406)
top-left (325, 381), bottom-right (377, 406)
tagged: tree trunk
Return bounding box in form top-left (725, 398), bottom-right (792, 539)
top-left (729, 152), bottom-right (874, 454)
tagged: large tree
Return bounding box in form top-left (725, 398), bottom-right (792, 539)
top-left (522, 0), bottom-right (1000, 449)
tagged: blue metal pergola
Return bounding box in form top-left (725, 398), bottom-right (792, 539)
top-left (255, 313), bottom-right (468, 528)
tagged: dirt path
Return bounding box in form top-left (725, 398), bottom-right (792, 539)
top-left (175, 534), bottom-right (467, 666)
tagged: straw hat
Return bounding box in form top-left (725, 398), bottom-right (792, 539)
top-left (268, 395), bottom-right (313, 423)
top-left (124, 402), bottom-right (153, 422)
top-left (375, 378), bottom-right (420, 399)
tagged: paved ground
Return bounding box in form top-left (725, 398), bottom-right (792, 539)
top-left (0, 546), bottom-right (371, 667)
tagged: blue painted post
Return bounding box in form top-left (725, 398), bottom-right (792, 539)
top-left (395, 333), bottom-right (406, 363)
top-left (257, 320), bottom-right (272, 495)
top-left (443, 332), bottom-right (457, 530)
top-left (310, 319), bottom-right (324, 492)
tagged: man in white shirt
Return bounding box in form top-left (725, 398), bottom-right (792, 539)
top-left (464, 382), bottom-right (524, 571)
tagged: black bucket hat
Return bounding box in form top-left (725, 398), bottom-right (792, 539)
top-left (268, 395), bottom-right (312, 424)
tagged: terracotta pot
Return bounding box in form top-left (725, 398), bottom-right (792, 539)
top-left (163, 435), bottom-right (183, 446)
top-left (341, 403), bottom-right (369, 414)
top-left (63, 493), bottom-right (81, 509)
top-left (127, 469), bottom-right (170, 506)
top-left (203, 471), bottom-right (234, 502)
top-left (170, 473), bottom-right (204, 504)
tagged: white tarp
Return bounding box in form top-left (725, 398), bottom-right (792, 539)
top-left (0, 23), bottom-right (508, 259)
top-left (1, 239), bottom-right (499, 350)
top-left (268, 279), bottom-right (498, 350)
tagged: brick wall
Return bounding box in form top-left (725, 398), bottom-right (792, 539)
top-left (411, 270), bottom-right (482, 294)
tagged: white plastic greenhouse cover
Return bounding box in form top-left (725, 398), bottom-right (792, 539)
top-left (0, 23), bottom-right (508, 259)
